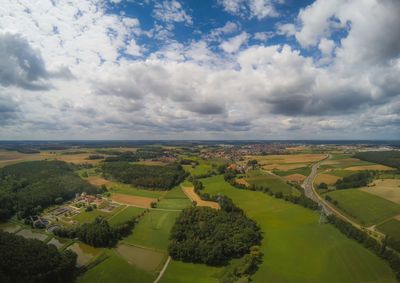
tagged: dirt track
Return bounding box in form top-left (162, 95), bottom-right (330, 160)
top-left (182, 186), bottom-right (220, 209)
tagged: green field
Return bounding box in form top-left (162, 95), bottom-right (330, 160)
top-left (108, 206), bottom-right (145, 226)
top-left (163, 185), bottom-right (189, 199)
top-left (77, 250), bottom-right (155, 283)
top-left (377, 219), bottom-right (400, 251)
top-left (107, 181), bottom-right (166, 198)
top-left (157, 186), bottom-right (192, 210)
top-left (326, 189), bottom-right (400, 226)
top-left (242, 170), bottom-right (298, 195)
top-left (72, 205), bottom-right (125, 223)
top-left (161, 260), bottom-right (222, 283)
top-left (273, 166), bottom-right (311, 177)
top-left (168, 175), bottom-right (396, 283)
top-left (122, 210), bottom-right (180, 251)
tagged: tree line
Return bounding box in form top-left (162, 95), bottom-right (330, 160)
top-left (54, 216), bottom-right (137, 247)
top-left (102, 162), bottom-right (187, 190)
top-left (335, 171), bottom-right (374, 189)
top-left (354, 151), bottom-right (400, 170)
top-left (0, 161), bottom-right (103, 221)
top-left (0, 231), bottom-right (77, 283)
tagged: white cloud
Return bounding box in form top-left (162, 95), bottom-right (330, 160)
top-left (153, 0), bottom-right (192, 27)
top-left (218, 0), bottom-right (279, 19)
top-left (253, 32), bottom-right (272, 41)
top-left (219, 32), bottom-right (249, 53)
top-left (318, 38), bottom-right (335, 55)
top-left (0, 0), bottom-right (399, 139)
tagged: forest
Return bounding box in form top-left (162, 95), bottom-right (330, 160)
top-left (355, 151), bottom-right (400, 170)
top-left (0, 161), bottom-right (102, 221)
top-left (102, 162), bottom-right (187, 190)
top-left (0, 231), bottom-right (77, 283)
top-left (168, 202), bottom-right (262, 265)
top-left (335, 171), bottom-right (374, 189)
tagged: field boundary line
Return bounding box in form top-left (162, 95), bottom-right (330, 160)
top-left (153, 256), bottom-right (171, 283)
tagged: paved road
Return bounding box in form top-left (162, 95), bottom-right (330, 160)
top-left (302, 155), bottom-right (331, 214)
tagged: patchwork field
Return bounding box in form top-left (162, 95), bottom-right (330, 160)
top-left (360, 179), bottom-right (400, 204)
top-left (78, 250), bottom-right (155, 283)
top-left (377, 219), bottom-right (400, 251)
top-left (170, 175), bottom-right (396, 283)
top-left (67, 242), bottom-right (101, 267)
top-left (111, 193), bottom-right (157, 208)
top-left (0, 150), bottom-right (53, 167)
top-left (86, 176), bottom-right (110, 186)
top-left (182, 186), bottom-right (220, 209)
top-left (106, 181), bottom-right (167, 198)
top-left (122, 210), bottom-right (180, 251)
top-left (325, 189), bottom-right (400, 226)
top-left (161, 261), bottom-right (222, 283)
top-left (243, 170), bottom-right (298, 195)
top-left (314, 173), bottom-right (341, 185)
top-left (346, 164), bottom-right (394, 171)
top-left (108, 206), bottom-right (146, 226)
top-left (116, 244), bottom-right (166, 272)
top-left (284, 173), bottom-right (306, 183)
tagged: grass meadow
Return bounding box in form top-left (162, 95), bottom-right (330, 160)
top-left (122, 210), bottom-right (180, 251)
top-left (166, 174), bottom-right (397, 283)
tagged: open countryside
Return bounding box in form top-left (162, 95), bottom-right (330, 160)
top-left (1, 0), bottom-right (400, 282)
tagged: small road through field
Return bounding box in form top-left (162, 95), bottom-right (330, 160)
top-left (153, 256), bottom-right (171, 283)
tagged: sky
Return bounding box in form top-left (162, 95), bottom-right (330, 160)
top-left (0, 0), bottom-right (399, 140)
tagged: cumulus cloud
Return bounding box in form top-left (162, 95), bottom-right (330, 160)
top-left (0, 33), bottom-right (50, 90)
top-left (0, 94), bottom-right (20, 125)
top-left (220, 32), bottom-right (249, 53)
top-left (218, 0), bottom-right (279, 19)
top-left (0, 0), bottom-right (399, 139)
top-left (153, 0), bottom-right (192, 27)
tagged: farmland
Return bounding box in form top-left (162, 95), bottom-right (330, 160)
top-left (0, 143), bottom-right (399, 283)
top-left (174, 174), bottom-right (396, 283)
top-left (324, 189), bottom-right (400, 226)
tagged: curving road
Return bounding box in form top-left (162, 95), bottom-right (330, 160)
top-left (302, 155), bottom-right (384, 239)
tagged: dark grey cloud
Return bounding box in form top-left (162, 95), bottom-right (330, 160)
top-left (0, 33), bottom-right (50, 90)
top-left (186, 101), bottom-right (225, 115)
top-left (0, 95), bottom-right (20, 125)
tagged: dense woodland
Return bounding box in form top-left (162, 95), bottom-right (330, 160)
top-left (103, 147), bottom-right (167, 162)
top-left (54, 216), bottom-right (136, 247)
top-left (0, 161), bottom-right (102, 221)
top-left (168, 202), bottom-right (262, 265)
top-left (335, 171), bottom-right (374, 189)
top-left (102, 162), bottom-right (187, 190)
top-left (0, 231), bottom-right (77, 283)
top-left (355, 151), bottom-right (400, 170)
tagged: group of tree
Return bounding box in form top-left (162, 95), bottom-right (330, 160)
top-left (327, 215), bottom-right (400, 279)
top-left (103, 147), bottom-right (167, 162)
top-left (317, 182), bottom-right (328, 190)
top-left (354, 151), bottom-right (400, 170)
top-left (0, 160), bottom-right (103, 221)
top-left (102, 162), bottom-right (187, 190)
top-left (220, 246), bottom-right (263, 283)
top-left (335, 171), bottom-right (374, 189)
top-left (168, 200), bottom-right (262, 266)
top-left (0, 231), bottom-right (77, 282)
top-left (54, 216), bottom-right (136, 247)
